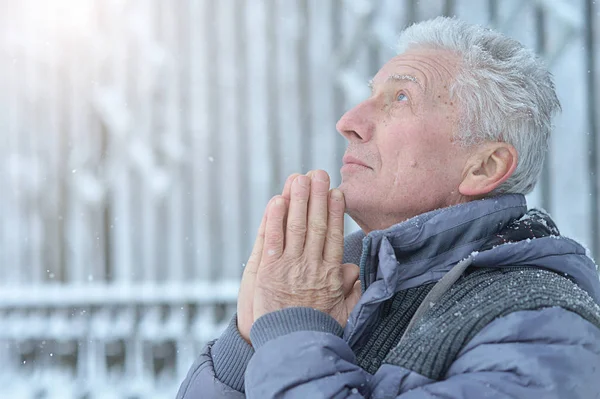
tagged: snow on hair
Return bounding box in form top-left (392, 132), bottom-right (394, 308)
top-left (396, 17), bottom-right (561, 195)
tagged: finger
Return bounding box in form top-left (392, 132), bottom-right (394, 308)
top-left (262, 196), bottom-right (287, 261)
top-left (323, 188), bottom-right (346, 264)
top-left (238, 199), bottom-right (272, 342)
top-left (304, 170), bottom-right (331, 259)
top-left (304, 170), bottom-right (315, 208)
top-left (282, 173), bottom-right (301, 200)
top-left (340, 263), bottom-right (360, 295)
top-left (304, 170), bottom-right (315, 220)
top-left (244, 200), bottom-right (270, 276)
top-left (282, 173), bottom-right (300, 231)
top-left (284, 175), bottom-right (310, 257)
top-left (344, 280), bottom-right (362, 319)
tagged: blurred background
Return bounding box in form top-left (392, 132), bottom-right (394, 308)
top-left (0, 0), bottom-right (598, 397)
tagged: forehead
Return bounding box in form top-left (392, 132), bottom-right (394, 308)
top-left (371, 49), bottom-right (460, 93)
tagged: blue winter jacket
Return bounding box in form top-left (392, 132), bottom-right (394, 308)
top-left (177, 194), bottom-right (600, 398)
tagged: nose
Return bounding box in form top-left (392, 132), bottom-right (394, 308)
top-left (335, 98), bottom-right (376, 143)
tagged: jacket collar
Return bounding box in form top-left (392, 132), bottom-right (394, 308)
top-left (356, 194), bottom-right (527, 294)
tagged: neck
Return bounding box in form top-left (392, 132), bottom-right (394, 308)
top-left (349, 196), bottom-right (471, 234)
top-left (352, 194), bottom-right (528, 292)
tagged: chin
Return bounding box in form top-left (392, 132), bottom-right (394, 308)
top-left (337, 180), bottom-right (354, 198)
top-left (338, 183), bottom-right (364, 213)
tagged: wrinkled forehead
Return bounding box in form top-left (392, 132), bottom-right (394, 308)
top-left (371, 50), bottom-right (460, 96)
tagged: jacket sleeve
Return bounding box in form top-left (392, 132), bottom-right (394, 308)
top-left (245, 306), bottom-right (600, 399)
top-left (176, 315), bottom-right (254, 399)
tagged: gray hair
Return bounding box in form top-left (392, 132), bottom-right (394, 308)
top-left (396, 17), bottom-right (561, 195)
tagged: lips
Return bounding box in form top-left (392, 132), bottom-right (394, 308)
top-left (342, 154), bottom-right (370, 168)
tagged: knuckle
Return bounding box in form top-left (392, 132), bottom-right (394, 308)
top-left (311, 187), bottom-right (329, 197)
top-left (267, 233), bottom-right (283, 247)
top-left (265, 233), bottom-right (284, 250)
top-left (288, 221), bottom-right (307, 236)
top-left (309, 220), bottom-right (328, 235)
top-left (329, 203), bottom-right (344, 216)
top-left (328, 229), bottom-right (344, 244)
top-left (292, 188), bottom-right (310, 200)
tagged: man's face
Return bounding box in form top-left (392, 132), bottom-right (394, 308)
top-left (336, 48), bottom-right (473, 232)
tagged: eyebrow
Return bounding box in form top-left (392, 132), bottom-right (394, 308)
top-left (368, 74), bottom-right (423, 92)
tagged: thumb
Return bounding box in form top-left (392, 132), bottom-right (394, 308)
top-left (345, 280), bottom-right (362, 314)
top-left (340, 263), bottom-right (360, 296)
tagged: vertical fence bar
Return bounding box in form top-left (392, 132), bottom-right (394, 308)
top-left (55, 4), bottom-right (70, 284)
top-left (0, 2), bottom-right (8, 285)
top-left (535, 6), bottom-right (553, 215)
top-left (87, 1), bottom-right (107, 285)
top-left (135, 0), bottom-right (160, 284)
top-left (443, 0), bottom-right (455, 16)
top-left (217, 0), bottom-right (243, 282)
top-left (107, 0), bottom-right (134, 285)
top-left (162, 0), bottom-right (185, 283)
top-left (308, 0), bottom-right (339, 182)
top-left (236, 0), bottom-right (251, 265)
top-left (368, 2), bottom-right (380, 77)
top-left (206, 0), bottom-right (222, 282)
top-left (23, 0), bottom-right (43, 285)
top-left (584, 0), bottom-right (599, 259)
top-left (297, 0), bottom-right (311, 174)
top-left (332, 0), bottom-right (346, 180)
top-left (488, 0), bottom-right (498, 26)
top-left (407, 0), bottom-right (418, 24)
top-left (266, 0), bottom-right (283, 191)
top-left (246, 0), bottom-right (273, 258)
top-left (189, 0), bottom-right (212, 282)
top-left (178, 0), bottom-right (194, 284)
top-left (276, 0), bottom-right (303, 182)
top-left (5, 2), bottom-right (24, 284)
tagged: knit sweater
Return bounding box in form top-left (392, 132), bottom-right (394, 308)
top-left (354, 267), bottom-right (600, 380)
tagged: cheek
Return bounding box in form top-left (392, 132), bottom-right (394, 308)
top-left (381, 135), bottom-right (461, 185)
top-left (416, 126), bottom-right (460, 168)
top-left (376, 119), bottom-right (459, 176)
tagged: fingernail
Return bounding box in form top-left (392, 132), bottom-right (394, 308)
top-left (331, 189), bottom-right (343, 200)
top-left (275, 197), bottom-right (284, 206)
top-left (313, 170), bottom-right (328, 182)
top-left (297, 175), bottom-right (309, 187)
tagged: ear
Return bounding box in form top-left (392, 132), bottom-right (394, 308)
top-left (458, 142), bottom-right (518, 197)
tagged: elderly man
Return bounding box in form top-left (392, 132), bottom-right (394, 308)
top-left (177, 17), bottom-right (600, 398)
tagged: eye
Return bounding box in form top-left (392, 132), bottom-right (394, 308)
top-left (396, 92), bottom-right (408, 102)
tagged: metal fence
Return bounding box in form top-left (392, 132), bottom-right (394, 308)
top-left (0, 0), bottom-right (597, 397)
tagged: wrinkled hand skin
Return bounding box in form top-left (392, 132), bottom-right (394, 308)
top-left (252, 170), bottom-right (362, 328)
top-left (237, 173), bottom-right (300, 344)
